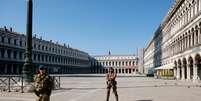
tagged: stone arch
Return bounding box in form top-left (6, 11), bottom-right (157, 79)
top-left (199, 22), bottom-right (201, 27)
top-left (194, 54), bottom-right (201, 65)
top-left (195, 54), bottom-right (201, 80)
top-left (188, 56), bottom-right (194, 79)
top-left (178, 59), bottom-right (182, 79)
top-left (182, 58), bottom-right (187, 79)
top-left (174, 61), bottom-right (177, 68)
top-left (174, 61), bottom-right (177, 77)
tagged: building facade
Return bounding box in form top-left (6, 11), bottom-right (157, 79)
top-left (90, 54), bottom-right (138, 74)
top-left (143, 0), bottom-right (201, 81)
top-left (0, 26), bottom-right (90, 74)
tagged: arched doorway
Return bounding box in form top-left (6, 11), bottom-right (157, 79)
top-left (182, 58), bottom-right (187, 79)
top-left (174, 61), bottom-right (177, 78)
top-left (119, 69), bottom-right (121, 74)
top-left (115, 69), bottom-right (118, 73)
top-left (125, 69), bottom-right (128, 74)
top-left (195, 54), bottom-right (201, 80)
top-left (178, 59), bottom-right (182, 79)
top-left (122, 69), bottom-right (124, 74)
top-left (188, 56), bottom-right (194, 79)
top-left (129, 68), bottom-right (131, 74)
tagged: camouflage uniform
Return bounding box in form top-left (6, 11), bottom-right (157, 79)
top-left (106, 69), bottom-right (119, 101)
top-left (34, 73), bottom-right (53, 101)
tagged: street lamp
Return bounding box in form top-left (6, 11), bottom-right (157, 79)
top-left (22, 0), bottom-right (33, 83)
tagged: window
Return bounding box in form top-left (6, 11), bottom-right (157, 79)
top-left (19, 52), bottom-right (22, 59)
top-left (14, 39), bottom-right (17, 45)
top-left (34, 54), bottom-right (36, 61)
top-left (38, 54), bottom-right (40, 61)
top-left (42, 55), bottom-right (44, 61)
top-left (38, 45), bottom-right (40, 50)
top-left (45, 55), bottom-right (48, 62)
top-left (1, 37), bottom-right (4, 43)
top-left (20, 41), bottom-right (22, 46)
top-left (34, 44), bottom-right (36, 49)
top-left (42, 46), bottom-right (44, 50)
top-left (49, 56), bottom-right (51, 62)
top-left (8, 38), bottom-right (11, 44)
top-left (7, 50), bottom-right (11, 58)
top-left (1, 49), bottom-right (4, 58)
top-left (14, 51), bottom-right (17, 59)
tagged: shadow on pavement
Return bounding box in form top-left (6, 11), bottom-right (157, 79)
top-left (60, 84), bottom-right (198, 91)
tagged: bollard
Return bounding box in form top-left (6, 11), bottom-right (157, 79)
top-left (59, 76), bottom-right (61, 88)
top-left (21, 76), bottom-right (24, 93)
top-left (8, 77), bottom-right (11, 92)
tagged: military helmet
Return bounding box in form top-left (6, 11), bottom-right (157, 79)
top-left (109, 67), bottom-right (114, 72)
top-left (39, 65), bottom-right (46, 70)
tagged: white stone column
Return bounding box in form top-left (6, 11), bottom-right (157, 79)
top-left (176, 66), bottom-right (180, 80)
top-left (183, 38), bottom-right (185, 49)
top-left (199, 27), bottom-right (201, 44)
top-left (173, 68), bottom-right (177, 78)
top-left (199, 0), bottom-right (201, 12)
top-left (194, 30), bottom-right (197, 45)
top-left (197, 29), bottom-right (200, 44)
top-left (191, 6), bottom-right (193, 19)
top-left (193, 64), bottom-right (199, 81)
top-left (187, 64), bottom-right (191, 80)
top-left (181, 66), bottom-right (185, 80)
top-left (195, 1), bottom-right (198, 15)
top-left (185, 37), bottom-right (188, 48)
top-left (188, 35), bottom-right (190, 48)
top-left (191, 33), bottom-right (194, 47)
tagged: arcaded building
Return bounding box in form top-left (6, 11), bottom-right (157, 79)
top-left (90, 54), bottom-right (138, 74)
top-left (0, 26), bottom-right (90, 74)
top-left (143, 0), bottom-right (201, 81)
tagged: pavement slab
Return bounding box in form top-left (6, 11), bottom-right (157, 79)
top-left (0, 75), bottom-right (201, 101)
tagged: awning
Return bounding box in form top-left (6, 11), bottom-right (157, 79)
top-left (155, 63), bottom-right (174, 70)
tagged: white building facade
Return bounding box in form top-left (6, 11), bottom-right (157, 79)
top-left (0, 26), bottom-right (90, 74)
top-left (143, 0), bottom-right (201, 81)
top-left (90, 55), bottom-right (138, 74)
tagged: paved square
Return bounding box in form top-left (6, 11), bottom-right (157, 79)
top-left (0, 75), bottom-right (201, 101)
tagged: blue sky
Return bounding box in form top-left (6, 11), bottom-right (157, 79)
top-left (0, 0), bottom-right (174, 55)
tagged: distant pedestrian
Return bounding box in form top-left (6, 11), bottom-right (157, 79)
top-left (106, 67), bottom-right (119, 101)
top-left (34, 65), bottom-right (54, 101)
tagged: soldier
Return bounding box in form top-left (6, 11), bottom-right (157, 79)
top-left (34, 65), bottom-right (53, 101)
top-left (106, 67), bottom-right (119, 101)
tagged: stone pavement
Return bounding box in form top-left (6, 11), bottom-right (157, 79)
top-left (0, 75), bottom-right (201, 101)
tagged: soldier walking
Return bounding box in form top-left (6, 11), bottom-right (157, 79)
top-left (34, 65), bottom-right (53, 101)
top-left (106, 67), bottom-right (119, 101)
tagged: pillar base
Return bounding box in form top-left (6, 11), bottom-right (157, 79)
top-left (186, 78), bottom-right (191, 81)
top-left (176, 76), bottom-right (180, 80)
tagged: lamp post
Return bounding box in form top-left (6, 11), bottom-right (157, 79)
top-left (22, 0), bottom-right (33, 83)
